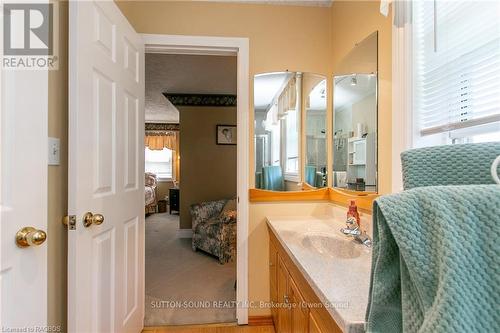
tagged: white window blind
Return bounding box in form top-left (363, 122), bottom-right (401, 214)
top-left (145, 147), bottom-right (173, 179)
top-left (413, 0), bottom-right (500, 137)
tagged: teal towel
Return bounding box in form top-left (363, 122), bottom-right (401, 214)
top-left (366, 185), bottom-right (500, 333)
top-left (262, 165), bottom-right (284, 191)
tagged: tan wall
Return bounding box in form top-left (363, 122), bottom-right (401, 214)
top-left (179, 106), bottom-right (237, 229)
top-left (116, 0), bottom-right (333, 316)
top-left (157, 180), bottom-right (175, 203)
top-left (47, 1), bottom-right (68, 330)
top-left (331, 0), bottom-right (392, 194)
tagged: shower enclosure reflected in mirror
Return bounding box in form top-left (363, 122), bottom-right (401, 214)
top-left (305, 76), bottom-right (327, 188)
top-left (333, 31), bottom-right (378, 192)
top-left (254, 72), bottom-right (327, 191)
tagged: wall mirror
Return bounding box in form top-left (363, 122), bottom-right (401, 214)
top-left (333, 31), bottom-right (378, 192)
top-left (254, 72), bottom-right (327, 191)
top-left (305, 75), bottom-right (327, 188)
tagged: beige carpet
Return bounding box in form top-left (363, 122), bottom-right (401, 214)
top-left (145, 213), bottom-right (236, 326)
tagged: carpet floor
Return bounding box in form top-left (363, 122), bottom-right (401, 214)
top-left (145, 213), bottom-right (236, 326)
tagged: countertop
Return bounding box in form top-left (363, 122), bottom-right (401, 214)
top-left (266, 215), bottom-right (372, 333)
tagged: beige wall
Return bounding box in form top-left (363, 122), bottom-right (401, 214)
top-left (116, 0), bottom-right (394, 317)
top-left (47, 1), bottom-right (68, 330)
top-left (179, 106), bottom-right (237, 229)
top-left (157, 180), bottom-right (175, 203)
top-left (331, 0), bottom-right (392, 194)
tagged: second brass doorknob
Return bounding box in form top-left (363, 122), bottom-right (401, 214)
top-left (83, 212), bottom-right (105, 228)
top-left (16, 227), bottom-right (47, 247)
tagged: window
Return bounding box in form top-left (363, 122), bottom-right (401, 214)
top-left (145, 147), bottom-right (173, 180)
top-left (284, 108), bottom-right (299, 174)
top-left (412, 0), bottom-right (500, 146)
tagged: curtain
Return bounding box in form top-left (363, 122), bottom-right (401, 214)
top-left (278, 75), bottom-right (297, 119)
top-left (144, 132), bottom-right (178, 151)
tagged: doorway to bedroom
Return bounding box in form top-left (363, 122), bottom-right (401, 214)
top-left (143, 52), bottom-right (238, 326)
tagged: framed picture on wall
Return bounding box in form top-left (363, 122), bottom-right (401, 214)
top-left (216, 125), bottom-right (237, 145)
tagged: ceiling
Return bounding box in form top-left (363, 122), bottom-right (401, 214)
top-left (254, 72), bottom-right (327, 112)
top-left (204, 0), bottom-right (333, 7)
top-left (334, 74), bottom-right (376, 110)
top-left (253, 72), bottom-right (291, 111)
top-left (145, 53), bottom-right (237, 123)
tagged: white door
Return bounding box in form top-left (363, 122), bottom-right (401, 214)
top-left (0, 55), bottom-right (49, 329)
top-left (69, 1), bottom-right (144, 332)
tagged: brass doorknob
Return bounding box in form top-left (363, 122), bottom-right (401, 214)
top-left (83, 212), bottom-right (105, 228)
top-left (16, 227), bottom-right (47, 248)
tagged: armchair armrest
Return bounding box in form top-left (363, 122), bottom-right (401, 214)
top-left (218, 210), bottom-right (237, 225)
top-left (190, 199), bottom-right (227, 230)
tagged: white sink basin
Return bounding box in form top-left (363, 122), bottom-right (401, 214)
top-left (300, 232), bottom-right (362, 259)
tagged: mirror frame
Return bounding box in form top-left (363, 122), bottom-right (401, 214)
top-left (252, 71), bottom-right (329, 191)
top-left (250, 31), bottom-right (380, 208)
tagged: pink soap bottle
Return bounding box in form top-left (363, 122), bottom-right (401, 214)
top-left (347, 200), bottom-right (361, 228)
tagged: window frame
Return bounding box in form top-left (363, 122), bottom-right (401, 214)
top-left (391, 0), bottom-right (500, 192)
top-left (144, 146), bottom-right (174, 181)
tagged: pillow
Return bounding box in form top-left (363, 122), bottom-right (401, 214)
top-left (219, 210), bottom-right (237, 224)
top-left (145, 172), bottom-right (157, 187)
top-left (222, 198), bottom-right (236, 212)
top-left (218, 198), bottom-right (237, 219)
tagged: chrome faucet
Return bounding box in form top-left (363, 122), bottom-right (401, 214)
top-left (340, 217), bottom-right (372, 247)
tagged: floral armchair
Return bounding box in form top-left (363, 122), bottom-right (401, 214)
top-left (190, 198), bottom-right (237, 264)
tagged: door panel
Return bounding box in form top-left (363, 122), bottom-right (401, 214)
top-left (309, 312), bottom-right (322, 333)
top-left (289, 278), bottom-right (309, 333)
top-left (69, 1), bottom-right (144, 332)
top-left (277, 256), bottom-right (290, 333)
top-left (0, 52), bottom-right (48, 328)
top-left (269, 240), bottom-right (278, 327)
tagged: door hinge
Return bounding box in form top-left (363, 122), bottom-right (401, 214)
top-left (62, 215), bottom-right (76, 230)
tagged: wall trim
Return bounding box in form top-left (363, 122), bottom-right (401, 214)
top-left (248, 316), bottom-right (274, 326)
top-left (145, 123), bottom-right (179, 131)
top-left (176, 229), bottom-right (193, 239)
top-left (142, 33), bottom-right (250, 325)
top-left (392, 0), bottom-right (414, 193)
top-left (164, 93), bottom-right (237, 107)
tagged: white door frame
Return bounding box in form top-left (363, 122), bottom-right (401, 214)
top-left (142, 34), bottom-right (250, 325)
top-left (392, 0), bottom-right (414, 193)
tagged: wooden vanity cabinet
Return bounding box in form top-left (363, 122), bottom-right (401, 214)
top-left (269, 229), bottom-right (343, 333)
top-left (277, 257), bottom-right (291, 333)
top-left (289, 278), bottom-right (309, 333)
top-left (308, 312), bottom-right (322, 333)
top-left (269, 240), bottom-right (279, 327)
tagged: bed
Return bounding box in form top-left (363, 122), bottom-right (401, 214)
top-left (145, 172), bottom-right (157, 214)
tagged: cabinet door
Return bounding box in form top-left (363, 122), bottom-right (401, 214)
top-left (309, 312), bottom-right (322, 333)
top-left (277, 256), bottom-right (291, 333)
top-left (289, 278), bottom-right (309, 333)
top-left (269, 240), bottom-right (278, 326)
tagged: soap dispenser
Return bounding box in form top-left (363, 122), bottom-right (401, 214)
top-left (347, 200), bottom-right (361, 229)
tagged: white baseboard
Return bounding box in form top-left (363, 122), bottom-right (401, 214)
top-left (176, 229), bottom-right (193, 238)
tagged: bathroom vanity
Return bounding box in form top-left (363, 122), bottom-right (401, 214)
top-left (267, 215), bottom-right (372, 333)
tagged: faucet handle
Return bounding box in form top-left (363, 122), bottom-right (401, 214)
top-left (340, 227), bottom-right (361, 236)
top-left (346, 216), bottom-right (358, 227)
